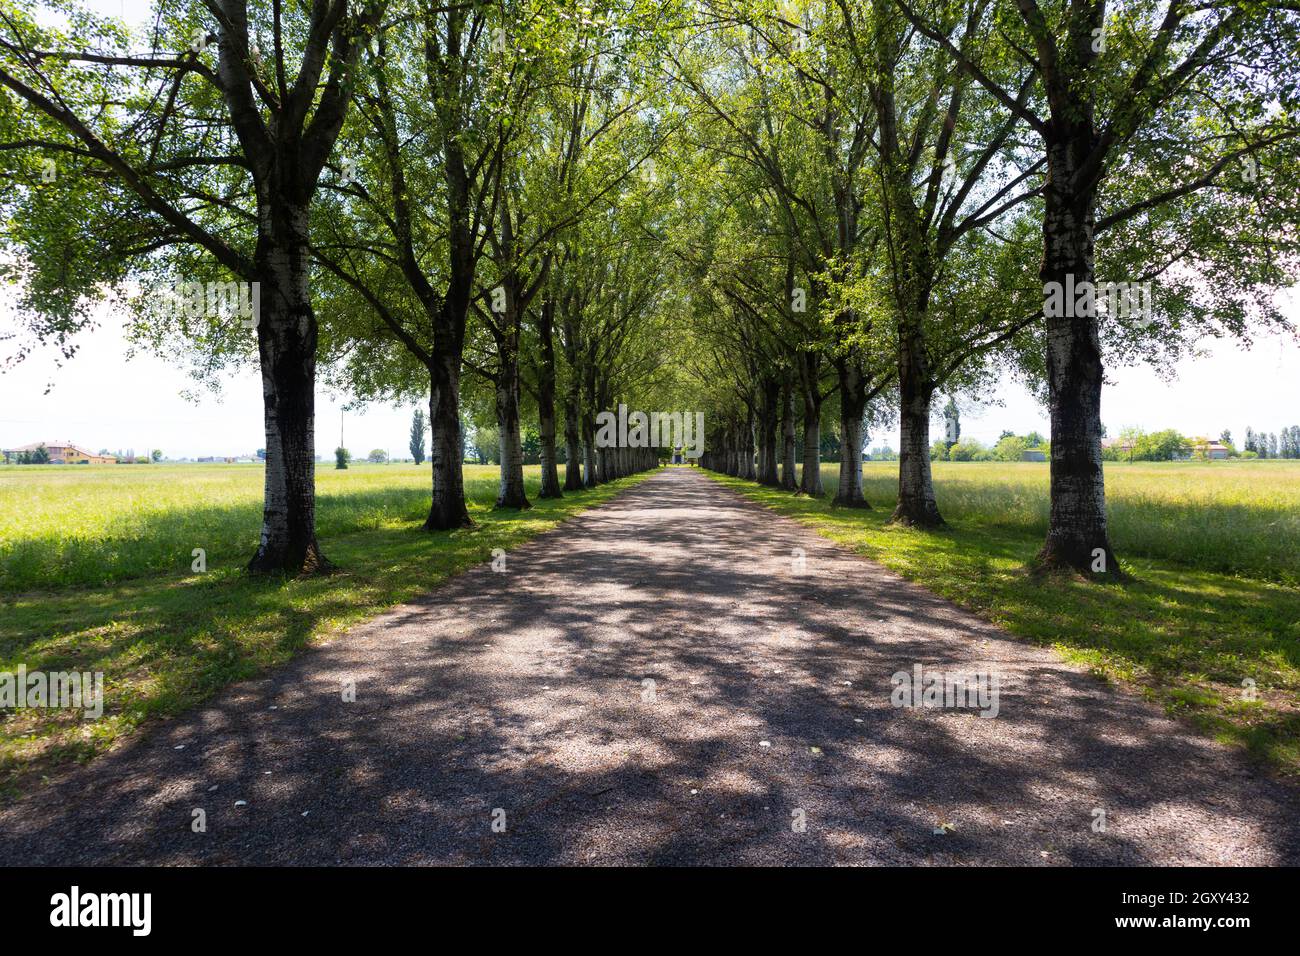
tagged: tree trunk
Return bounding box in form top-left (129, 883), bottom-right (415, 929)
top-left (494, 346), bottom-right (530, 510)
top-left (833, 360), bottom-right (870, 507)
top-left (1038, 140), bottom-right (1116, 575)
top-left (582, 367), bottom-right (600, 486)
top-left (780, 378), bottom-right (798, 490)
top-left (536, 301), bottom-right (562, 499)
top-left (739, 419), bottom-right (755, 480)
top-left (799, 387), bottom-right (824, 497)
top-left (757, 378), bottom-right (780, 485)
top-left (247, 221), bottom-right (328, 575)
top-left (425, 351), bottom-right (471, 530)
top-left (892, 332), bottom-right (943, 526)
top-left (582, 431), bottom-right (598, 487)
top-left (563, 385), bottom-right (583, 491)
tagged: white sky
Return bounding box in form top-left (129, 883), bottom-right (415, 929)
top-left (2, 297), bottom-right (1297, 458)
top-left (0, 304), bottom-right (412, 459)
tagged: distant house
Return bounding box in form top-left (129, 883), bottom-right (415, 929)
top-left (1193, 440), bottom-right (1231, 460)
top-left (1101, 437), bottom-right (1134, 457)
top-left (1020, 448), bottom-right (1047, 462)
top-left (2, 441), bottom-right (117, 464)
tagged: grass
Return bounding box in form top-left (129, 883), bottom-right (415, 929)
top-left (851, 460), bottom-right (1300, 585)
top-left (0, 463), bottom-right (649, 797)
top-left (0, 462), bottom-right (493, 591)
top-left (708, 461), bottom-right (1300, 776)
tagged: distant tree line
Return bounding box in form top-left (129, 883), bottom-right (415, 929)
top-left (1243, 426), bottom-right (1300, 459)
top-left (931, 431), bottom-right (1048, 463)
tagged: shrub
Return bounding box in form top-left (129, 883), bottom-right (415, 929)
top-left (948, 439), bottom-right (991, 462)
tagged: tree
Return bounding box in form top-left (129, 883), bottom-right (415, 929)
top-left (948, 438), bottom-right (990, 461)
top-left (367, 449), bottom-right (388, 464)
top-left (994, 435), bottom-right (1029, 461)
top-left (943, 398), bottom-right (961, 451)
top-left (151, 449), bottom-right (162, 463)
top-left (30, 443), bottom-right (49, 464)
top-left (1131, 429), bottom-right (1189, 462)
top-left (865, 0), bottom-right (1042, 526)
top-left (409, 408), bottom-right (426, 466)
top-left (335, 447), bottom-right (350, 470)
top-left (899, 0), bottom-right (1300, 575)
top-left (0, 0), bottom-right (384, 574)
top-left (468, 422), bottom-right (499, 466)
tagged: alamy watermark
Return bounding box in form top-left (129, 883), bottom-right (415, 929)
top-left (154, 280), bottom-right (260, 329)
top-left (50, 886), bottom-right (150, 936)
top-left (0, 666), bottom-right (104, 718)
top-left (595, 403), bottom-right (705, 458)
top-left (890, 664), bottom-right (999, 718)
top-left (1043, 274), bottom-right (1152, 327)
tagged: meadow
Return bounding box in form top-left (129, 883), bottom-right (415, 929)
top-left (714, 459), bottom-right (1300, 775)
top-left (855, 460), bottom-right (1300, 585)
top-left (0, 463), bottom-right (648, 796)
top-left (0, 462), bottom-right (503, 591)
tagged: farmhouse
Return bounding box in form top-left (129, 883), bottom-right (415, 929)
top-left (2, 441), bottom-right (117, 464)
top-left (1193, 440), bottom-right (1231, 460)
top-left (1020, 448), bottom-right (1047, 462)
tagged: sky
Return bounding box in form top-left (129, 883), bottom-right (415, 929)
top-left (2, 293), bottom-right (1297, 459)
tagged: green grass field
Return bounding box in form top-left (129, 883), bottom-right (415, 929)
top-left (712, 459), bottom-right (1300, 775)
top-left (0, 462), bottom-right (494, 591)
top-left (0, 463), bottom-right (648, 796)
top-left (853, 459), bottom-right (1300, 585)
